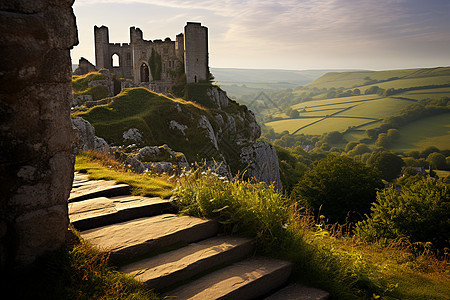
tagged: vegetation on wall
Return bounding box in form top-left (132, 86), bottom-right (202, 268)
top-left (148, 48), bottom-right (162, 81)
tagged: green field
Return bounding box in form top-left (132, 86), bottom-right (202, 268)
top-left (295, 117), bottom-right (375, 135)
top-left (262, 67), bottom-right (450, 151)
top-left (265, 118), bottom-right (323, 134)
top-left (390, 113), bottom-right (450, 152)
top-left (304, 67), bottom-right (450, 90)
top-left (338, 97), bottom-right (414, 119)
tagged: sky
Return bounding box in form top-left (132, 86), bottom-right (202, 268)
top-left (71, 0), bottom-right (450, 70)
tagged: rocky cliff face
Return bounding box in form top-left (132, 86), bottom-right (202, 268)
top-left (76, 85), bottom-right (282, 189)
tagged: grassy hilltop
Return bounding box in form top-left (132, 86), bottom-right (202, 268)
top-left (259, 66), bottom-right (450, 152)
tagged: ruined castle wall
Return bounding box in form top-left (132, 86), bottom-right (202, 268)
top-left (0, 0), bottom-right (78, 269)
top-left (184, 22), bottom-right (209, 83)
top-left (131, 38), bottom-right (180, 86)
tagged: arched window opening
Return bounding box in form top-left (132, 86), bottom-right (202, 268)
top-left (112, 54), bottom-right (120, 67)
top-left (194, 75), bottom-right (197, 83)
top-left (140, 63), bottom-right (149, 82)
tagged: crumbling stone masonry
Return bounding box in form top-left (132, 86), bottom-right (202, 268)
top-left (92, 22), bottom-right (209, 93)
top-left (0, 0), bottom-right (78, 269)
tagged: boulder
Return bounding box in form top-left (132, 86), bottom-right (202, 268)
top-left (72, 117), bottom-right (109, 153)
top-left (123, 128), bottom-right (143, 145)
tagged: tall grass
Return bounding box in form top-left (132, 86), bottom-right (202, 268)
top-left (173, 169), bottom-right (450, 299)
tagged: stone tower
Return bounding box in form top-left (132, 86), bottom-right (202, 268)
top-left (184, 22), bottom-right (209, 83)
top-left (94, 25), bottom-right (110, 69)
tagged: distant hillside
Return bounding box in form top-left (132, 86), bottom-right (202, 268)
top-left (262, 66), bottom-right (450, 151)
top-left (305, 66), bottom-right (450, 90)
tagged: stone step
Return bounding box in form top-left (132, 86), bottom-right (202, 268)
top-left (80, 214), bottom-right (219, 265)
top-left (69, 180), bottom-right (131, 202)
top-left (69, 195), bottom-right (174, 231)
top-left (264, 283), bottom-right (330, 300)
top-left (120, 236), bottom-right (254, 291)
top-left (162, 257), bottom-right (292, 300)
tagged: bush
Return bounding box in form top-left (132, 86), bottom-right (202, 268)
top-left (427, 152), bottom-right (447, 170)
top-left (367, 151), bottom-right (405, 181)
top-left (355, 178), bottom-right (450, 252)
top-left (292, 155), bottom-right (383, 224)
top-left (173, 168), bottom-right (291, 250)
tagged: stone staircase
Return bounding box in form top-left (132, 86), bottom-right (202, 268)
top-left (69, 173), bottom-right (329, 299)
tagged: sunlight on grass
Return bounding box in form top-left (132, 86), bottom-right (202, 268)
top-left (75, 151), bottom-right (175, 199)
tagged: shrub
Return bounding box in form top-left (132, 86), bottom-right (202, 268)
top-left (427, 152), bottom-right (447, 170)
top-left (292, 155), bottom-right (383, 224)
top-left (173, 168), bottom-right (291, 250)
top-left (367, 151), bottom-right (405, 181)
top-left (355, 178), bottom-right (450, 252)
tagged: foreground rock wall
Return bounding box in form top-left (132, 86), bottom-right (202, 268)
top-left (0, 0), bottom-right (78, 269)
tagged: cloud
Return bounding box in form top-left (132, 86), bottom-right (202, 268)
top-left (72, 0), bottom-right (450, 69)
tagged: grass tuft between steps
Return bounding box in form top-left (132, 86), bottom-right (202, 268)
top-left (7, 226), bottom-right (159, 300)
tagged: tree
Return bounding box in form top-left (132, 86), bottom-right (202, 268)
top-left (427, 152), bottom-right (447, 169)
top-left (355, 178), bottom-right (450, 252)
top-left (375, 133), bottom-right (389, 148)
top-left (323, 131), bottom-right (344, 144)
top-left (420, 146), bottom-right (440, 158)
top-left (348, 143), bottom-right (370, 156)
top-left (367, 151), bottom-right (405, 181)
top-left (292, 155), bottom-right (383, 224)
top-left (289, 109), bottom-right (300, 118)
top-left (345, 141), bottom-right (358, 152)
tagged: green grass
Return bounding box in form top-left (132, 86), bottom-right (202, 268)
top-left (265, 118), bottom-right (323, 134)
top-left (297, 117), bottom-right (374, 135)
top-left (337, 97), bottom-right (414, 119)
top-left (72, 72), bottom-right (109, 101)
top-left (291, 94), bottom-right (380, 110)
top-left (304, 67), bottom-right (450, 90)
top-left (75, 151), bottom-right (175, 198)
top-left (74, 87), bottom-right (220, 161)
top-left (390, 113), bottom-right (450, 152)
top-left (8, 228), bottom-right (159, 299)
top-left (264, 68), bottom-right (450, 143)
top-left (402, 87), bottom-right (450, 100)
top-left (173, 170), bottom-right (450, 299)
top-left (375, 76), bottom-right (450, 90)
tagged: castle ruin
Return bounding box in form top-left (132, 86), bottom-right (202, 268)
top-left (93, 22), bottom-right (209, 93)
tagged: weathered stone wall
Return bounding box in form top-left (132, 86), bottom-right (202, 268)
top-left (73, 57), bottom-right (97, 75)
top-left (0, 0), bottom-right (78, 269)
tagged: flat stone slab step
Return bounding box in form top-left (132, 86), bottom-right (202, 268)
top-left (120, 236), bottom-right (254, 290)
top-left (265, 283), bottom-right (330, 300)
top-left (81, 214), bottom-right (219, 265)
top-left (162, 257), bottom-right (292, 300)
top-left (69, 180), bottom-right (131, 202)
top-left (69, 195), bottom-right (174, 230)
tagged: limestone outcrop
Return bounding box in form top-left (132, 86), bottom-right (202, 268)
top-left (72, 118), bottom-right (109, 153)
top-left (126, 145), bottom-right (189, 174)
top-left (0, 0), bottom-right (78, 269)
top-left (77, 85), bottom-right (281, 189)
top-left (240, 141), bottom-right (282, 190)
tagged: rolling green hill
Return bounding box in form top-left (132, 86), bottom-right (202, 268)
top-left (262, 67), bottom-right (450, 151)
